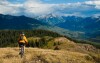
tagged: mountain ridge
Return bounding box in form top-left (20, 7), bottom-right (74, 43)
top-left (0, 14), bottom-right (84, 39)
top-left (0, 14), bottom-right (100, 42)
top-left (0, 14), bottom-right (48, 29)
top-left (36, 14), bottom-right (100, 42)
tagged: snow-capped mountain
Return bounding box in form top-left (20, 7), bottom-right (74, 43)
top-left (36, 14), bottom-right (100, 33)
top-left (36, 13), bottom-right (65, 25)
top-left (36, 14), bottom-right (100, 42)
top-left (60, 16), bottom-right (100, 32)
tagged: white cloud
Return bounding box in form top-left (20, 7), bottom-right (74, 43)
top-left (23, 0), bottom-right (56, 16)
top-left (0, 0), bottom-right (100, 17)
top-left (0, 0), bottom-right (56, 16)
top-left (85, 1), bottom-right (100, 9)
top-left (85, 1), bottom-right (100, 5)
top-left (0, 0), bottom-right (10, 5)
top-left (0, 0), bottom-right (23, 15)
top-left (63, 13), bottom-right (85, 17)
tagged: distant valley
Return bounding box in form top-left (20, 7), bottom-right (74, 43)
top-left (36, 14), bottom-right (100, 42)
top-left (0, 14), bottom-right (100, 42)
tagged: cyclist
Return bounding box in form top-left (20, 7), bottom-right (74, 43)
top-left (18, 32), bottom-right (28, 54)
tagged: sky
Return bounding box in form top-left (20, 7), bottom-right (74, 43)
top-left (0, 0), bottom-right (100, 17)
top-left (8, 0), bottom-right (85, 3)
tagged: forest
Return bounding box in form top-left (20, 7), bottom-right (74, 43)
top-left (0, 29), bottom-right (100, 49)
top-left (0, 30), bottom-right (63, 47)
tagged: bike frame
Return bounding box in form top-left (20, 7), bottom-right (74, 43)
top-left (20, 45), bottom-right (24, 58)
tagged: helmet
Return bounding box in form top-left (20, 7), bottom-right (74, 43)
top-left (20, 32), bottom-right (25, 35)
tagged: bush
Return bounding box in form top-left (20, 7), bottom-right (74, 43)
top-left (54, 46), bottom-right (60, 50)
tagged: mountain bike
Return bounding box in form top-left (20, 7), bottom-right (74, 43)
top-left (19, 45), bottom-right (24, 58)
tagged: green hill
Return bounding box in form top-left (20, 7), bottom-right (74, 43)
top-left (0, 30), bottom-right (100, 63)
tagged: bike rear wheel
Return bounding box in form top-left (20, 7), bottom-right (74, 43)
top-left (20, 45), bottom-right (24, 58)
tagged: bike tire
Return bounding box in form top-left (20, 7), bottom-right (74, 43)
top-left (20, 45), bottom-right (24, 58)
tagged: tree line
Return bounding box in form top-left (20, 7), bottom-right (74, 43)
top-left (0, 30), bottom-right (63, 47)
top-left (0, 29), bottom-right (99, 49)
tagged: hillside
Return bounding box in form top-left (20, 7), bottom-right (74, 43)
top-left (0, 30), bottom-right (100, 63)
top-left (0, 47), bottom-right (99, 63)
top-left (0, 14), bottom-right (100, 42)
top-left (37, 14), bottom-right (100, 33)
top-left (36, 14), bottom-right (100, 42)
top-left (0, 14), bottom-right (83, 39)
top-left (0, 30), bottom-right (85, 47)
top-left (0, 14), bottom-right (46, 29)
top-left (27, 36), bottom-right (100, 63)
top-left (0, 38), bottom-right (100, 63)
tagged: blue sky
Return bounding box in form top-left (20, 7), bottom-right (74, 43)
top-left (41, 0), bottom-right (85, 3)
top-left (8, 0), bottom-right (25, 3)
top-left (0, 0), bottom-right (100, 17)
top-left (8, 0), bottom-right (85, 4)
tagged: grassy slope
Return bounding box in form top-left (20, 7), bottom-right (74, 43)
top-left (0, 48), bottom-right (96, 63)
top-left (28, 37), bottom-right (100, 63)
top-left (0, 37), bottom-right (100, 63)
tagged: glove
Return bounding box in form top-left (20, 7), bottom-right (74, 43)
top-left (25, 42), bottom-right (28, 45)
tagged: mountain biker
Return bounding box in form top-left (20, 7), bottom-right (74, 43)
top-left (18, 32), bottom-right (28, 54)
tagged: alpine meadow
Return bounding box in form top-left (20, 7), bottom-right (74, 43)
top-left (0, 0), bottom-right (100, 63)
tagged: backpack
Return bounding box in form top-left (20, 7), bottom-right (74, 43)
top-left (20, 36), bottom-right (24, 40)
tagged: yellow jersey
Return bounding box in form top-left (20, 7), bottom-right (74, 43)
top-left (18, 35), bottom-right (28, 43)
